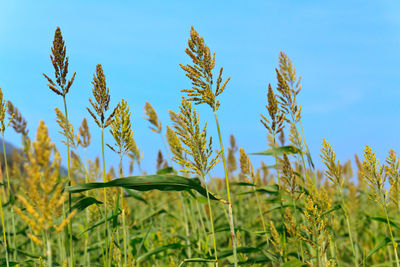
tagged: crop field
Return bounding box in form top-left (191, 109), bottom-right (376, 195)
top-left (0, 26), bottom-right (399, 267)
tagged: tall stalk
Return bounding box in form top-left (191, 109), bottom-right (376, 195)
top-left (0, 188), bottom-right (9, 267)
top-left (2, 134), bottom-right (14, 264)
top-left (213, 111), bottom-right (237, 267)
top-left (101, 128), bottom-right (109, 266)
top-left (62, 96), bottom-right (74, 267)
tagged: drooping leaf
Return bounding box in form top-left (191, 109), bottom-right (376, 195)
top-left (365, 237), bottom-right (400, 260)
top-left (250, 145), bottom-right (300, 157)
top-left (369, 216), bottom-right (400, 230)
top-left (71, 196), bottom-right (102, 212)
top-left (78, 210), bottom-right (121, 237)
top-left (156, 167), bottom-right (175, 175)
top-left (124, 189), bottom-right (148, 204)
top-left (136, 243), bottom-right (186, 263)
top-left (65, 174), bottom-right (219, 200)
top-left (178, 258), bottom-right (217, 267)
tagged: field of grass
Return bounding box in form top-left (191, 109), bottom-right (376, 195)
top-left (0, 26), bottom-right (398, 267)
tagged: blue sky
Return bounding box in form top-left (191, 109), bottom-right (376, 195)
top-left (1, 0), bottom-right (399, 177)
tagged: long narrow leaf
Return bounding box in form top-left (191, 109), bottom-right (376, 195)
top-left (65, 174), bottom-right (219, 200)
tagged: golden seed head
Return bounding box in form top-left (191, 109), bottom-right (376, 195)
top-left (108, 99), bottom-right (135, 156)
top-left (169, 97), bottom-right (220, 176)
top-left (0, 88), bottom-right (10, 132)
top-left (55, 107), bottom-right (75, 148)
top-left (144, 101), bottom-right (162, 133)
top-left (7, 101), bottom-right (28, 135)
top-left (87, 64), bottom-right (116, 128)
top-left (166, 125), bottom-right (183, 161)
top-left (156, 150), bottom-right (167, 170)
top-left (275, 52), bottom-right (302, 124)
top-left (180, 26), bottom-right (230, 111)
top-left (239, 148), bottom-right (250, 176)
top-left (362, 146), bottom-right (386, 200)
top-left (320, 138), bottom-right (343, 187)
top-left (33, 121), bottom-right (52, 166)
top-left (43, 27), bottom-right (76, 96)
top-left (78, 118), bottom-right (91, 148)
top-left (226, 134), bottom-right (238, 175)
top-left (281, 153), bottom-right (297, 193)
top-left (261, 84), bottom-right (285, 136)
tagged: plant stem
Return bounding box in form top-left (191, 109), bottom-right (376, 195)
top-left (213, 110), bottom-right (237, 267)
top-left (62, 96), bottom-right (74, 267)
top-left (201, 172), bottom-right (218, 267)
top-left (1, 133), bottom-right (15, 264)
top-left (382, 199), bottom-right (399, 267)
top-left (338, 187), bottom-right (358, 266)
top-left (0, 187), bottom-right (9, 267)
top-left (101, 127), bottom-right (109, 267)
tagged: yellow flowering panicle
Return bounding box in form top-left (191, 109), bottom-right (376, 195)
top-left (55, 107), bottom-right (76, 148)
top-left (0, 88), bottom-right (13, 133)
top-left (156, 150), bottom-right (168, 170)
top-left (280, 153), bottom-right (298, 194)
top-left (128, 140), bottom-right (142, 175)
top-left (166, 126), bottom-right (183, 162)
top-left (87, 64), bottom-right (117, 129)
top-left (386, 149), bottom-right (400, 208)
top-left (14, 121), bottom-right (76, 245)
top-left (361, 146), bottom-right (387, 204)
top-left (77, 118), bottom-right (91, 148)
top-left (144, 101), bottom-right (162, 133)
top-left (239, 148), bottom-right (255, 182)
top-left (261, 84), bottom-right (286, 137)
top-left (43, 27), bottom-right (76, 97)
top-left (7, 101), bottom-right (28, 136)
top-left (169, 97), bottom-right (220, 177)
top-left (108, 99), bottom-right (136, 156)
top-left (269, 220), bottom-right (282, 256)
top-left (227, 134), bottom-right (238, 175)
top-left (301, 184), bottom-right (332, 266)
top-left (276, 52), bottom-right (302, 123)
top-left (320, 138), bottom-right (343, 187)
top-left (180, 26), bottom-right (230, 111)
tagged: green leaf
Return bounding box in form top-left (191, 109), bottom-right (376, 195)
top-left (78, 210), bottom-right (121, 237)
top-left (136, 243), bottom-right (186, 263)
top-left (250, 145), bottom-right (301, 157)
top-left (156, 167), bottom-right (175, 174)
top-left (366, 237), bottom-right (391, 260)
top-left (124, 190), bottom-right (148, 204)
top-left (369, 216), bottom-right (400, 230)
top-left (321, 204), bottom-right (342, 217)
top-left (71, 196), bottom-right (102, 212)
top-left (65, 174), bottom-right (219, 200)
top-left (178, 258), bottom-right (216, 267)
top-left (238, 184), bottom-right (280, 196)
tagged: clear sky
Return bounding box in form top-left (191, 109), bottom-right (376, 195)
top-left (1, 0), bottom-right (399, 177)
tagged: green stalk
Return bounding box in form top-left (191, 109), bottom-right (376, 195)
top-left (213, 110), bottom-right (237, 267)
top-left (382, 195), bottom-right (400, 267)
top-left (62, 96), bottom-right (74, 267)
top-left (83, 149), bottom-right (91, 267)
top-left (338, 187), bottom-right (358, 266)
top-left (179, 193), bottom-right (191, 258)
top-left (101, 127), bottom-right (109, 267)
top-left (2, 133), bottom-right (16, 264)
top-left (119, 153), bottom-right (128, 267)
top-left (0, 188), bottom-right (9, 267)
top-left (200, 172), bottom-right (218, 266)
top-left (45, 231), bottom-right (52, 267)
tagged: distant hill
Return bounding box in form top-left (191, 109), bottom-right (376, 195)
top-left (0, 138), bottom-right (17, 155)
top-left (0, 138), bottom-right (68, 176)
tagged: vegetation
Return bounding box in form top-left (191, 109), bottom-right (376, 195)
top-left (0, 26), bottom-right (398, 267)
